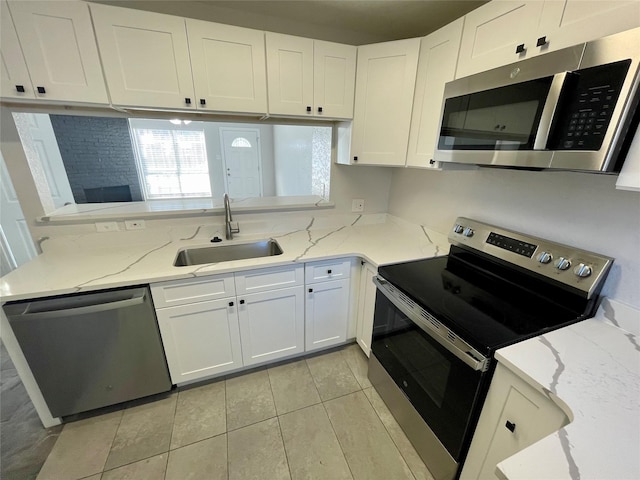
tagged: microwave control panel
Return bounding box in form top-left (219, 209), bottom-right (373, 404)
top-left (547, 59), bottom-right (631, 151)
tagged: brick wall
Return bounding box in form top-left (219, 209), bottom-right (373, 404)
top-left (49, 115), bottom-right (143, 203)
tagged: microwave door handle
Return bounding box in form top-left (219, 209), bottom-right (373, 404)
top-left (533, 72), bottom-right (568, 150)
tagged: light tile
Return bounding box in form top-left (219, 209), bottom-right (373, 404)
top-left (340, 344), bottom-right (372, 389)
top-left (280, 404), bottom-right (352, 480)
top-left (324, 391), bottom-right (414, 480)
top-left (306, 351), bottom-right (361, 401)
top-left (36, 410), bottom-right (122, 480)
top-left (103, 395), bottom-right (176, 471)
top-left (268, 360), bottom-right (321, 415)
top-left (225, 370), bottom-right (276, 431)
top-left (166, 434), bottom-right (227, 480)
top-left (364, 387), bottom-right (434, 480)
top-left (228, 417), bottom-right (290, 480)
top-left (101, 453), bottom-right (167, 480)
top-left (171, 381), bottom-right (226, 449)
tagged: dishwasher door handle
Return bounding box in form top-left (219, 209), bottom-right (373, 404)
top-left (18, 290), bottom-right (147, 320)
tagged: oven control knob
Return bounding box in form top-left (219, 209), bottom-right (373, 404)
top-left (453, 224), bottom-right (464, 234)
top-left (555, 257), bottom-right (571, 271)
top-left (463, 227), bottom-right (474, 237)
top-left (537, 252), bottom-right (553, 264)
top-left (573, 263), bottom-right (592, 278)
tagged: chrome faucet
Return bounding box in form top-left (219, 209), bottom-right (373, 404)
top-left (224, 193), bottom-right (240, 240)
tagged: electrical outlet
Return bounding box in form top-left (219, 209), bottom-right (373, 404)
top-left (125, 220), bottom-right (146, 230)
top-left (351, 199), bottom-right (365, 212)
top-left (95, 221), bottom-right (119, 232)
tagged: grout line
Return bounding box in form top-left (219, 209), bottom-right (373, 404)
top-left (320, 399), bottom-right (356, 480)
top-left (362, 388), bottom-right (419, 480)
top-left (275, 416), bottom-right (294, 480)
top-left (101, 407), bottom-right (126, 475)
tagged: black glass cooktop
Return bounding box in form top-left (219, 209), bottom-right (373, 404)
top-left (378, 246), bottom-right (595, 355)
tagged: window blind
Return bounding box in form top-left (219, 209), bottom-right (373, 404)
top-left (131, 128), bottom-right (211, 199)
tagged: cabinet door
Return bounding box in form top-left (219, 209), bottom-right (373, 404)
top-left (90, 3), bottom-right (195, 110)
top-left (237, 285), bottom-right (305, 366)
top-left (355, 261), bottom-right (377, 356)
top-left (156, 298), bottom-right (243, 384)
top-left (537, 0), bottom-right (640, 52)
top-left (461, 363), bottom-right (568, 479)
top-left (616, 124), bottom-right (640, 192)
top-left (0, 1), bottom-right (33, 99)
top-left (266, 32), bottom-right (314, 116)
top-left (7, 1), bottom-right (108, 104)
top-left (351, 38), bottom-right (420, 166)
top-left (305, 278), bottom-right (349, 352)
top-left (407, 18), bottom-right (464, 168)
top-left (187, 19), bottom-right (267, 114)
top-left (456, 1), bottom-right (545, 79)
top-left (313, 40), bottom-right (356, 119)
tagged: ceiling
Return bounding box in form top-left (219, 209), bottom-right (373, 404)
top-left (90, 0), bottom-right (488, 45)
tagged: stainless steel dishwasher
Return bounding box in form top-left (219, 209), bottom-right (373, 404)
top-left (3, 286), bottom-right (172, 418)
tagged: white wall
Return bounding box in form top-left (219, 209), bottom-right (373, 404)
top-left (387, 166), bottom-right (640, 307)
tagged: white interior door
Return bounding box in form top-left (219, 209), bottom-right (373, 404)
top-left (0, 152), bottom-right (36, 275)
top-left (20, 113), bottom-right (74, 209)
top-left (220, 128), bottom-right (262, 198)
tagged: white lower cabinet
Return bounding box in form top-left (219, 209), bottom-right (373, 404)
top-left (304, 259), bottom-right (352, 352)
top-left (155, 297), bottom-right (243, 384)
top-left (237, 285), bottom-right (305, 367)
top-left (152, 260), bottom-right (355, 381)
top-left (355, 261), bottom-right (377, 356)
top-left (461, 362), bottom-right (569, 479)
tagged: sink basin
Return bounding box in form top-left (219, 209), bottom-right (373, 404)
top-left (174, 240), bottom-right (283, 267)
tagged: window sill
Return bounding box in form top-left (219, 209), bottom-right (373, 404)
top-left (37, 196), bottom-right (334, 225)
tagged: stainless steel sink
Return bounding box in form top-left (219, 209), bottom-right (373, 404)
top-left (173, 240), bottom-right (283, 267)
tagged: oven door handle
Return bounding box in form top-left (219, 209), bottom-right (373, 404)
top-left (374, 276), bottom-right (490, 372)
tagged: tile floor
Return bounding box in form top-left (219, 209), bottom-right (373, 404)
top-left (22, 344), bottom-right (436, 480)
top-left (1, 341), bottom-right (63, 480)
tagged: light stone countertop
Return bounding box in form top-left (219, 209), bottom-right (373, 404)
top-left (495, 297), bottom-right (640, 480)
top-left (0, 213), bottom-right (449, 303)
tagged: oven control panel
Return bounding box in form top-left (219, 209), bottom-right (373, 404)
top-left (449, 217), bottom-right (613, 298)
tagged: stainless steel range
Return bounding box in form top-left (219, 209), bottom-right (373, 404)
top-left (368, 217), bottom-right (613, 480)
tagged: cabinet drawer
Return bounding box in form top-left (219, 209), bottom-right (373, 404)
top-left (305, 258), bottom-right (351, 284)
top-left (234, 265), bottom-right (304, 295)
top-left (151, 274), bottom-right (235, 308)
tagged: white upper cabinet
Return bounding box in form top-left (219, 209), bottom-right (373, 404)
top-left (456, 1), bottom-right (545, 79)
top-left (350, 38), bottom-right (421, 166)
top-left (536, 0), bottom-right (640, 51)
top-left (4, 1), bottom-right (108, 104)
top-left (266, 33), bottom-right (314, 116)
top-left (1, 1), bottom-right (33, 99)
top-left (90, 3), bottom-right (195, 110)
top-left (266, 33), bottom-right (356, 118)
top-left (407, 18), bottom-right (464, 169)
top-left (616, 124), bottom-right (640, 192)
top-left (457, 0), bottom-right (640, 79)
top-left (313, 40), bottom-right (356, 119)
top-left (186, 19), bottom-right (268, 114)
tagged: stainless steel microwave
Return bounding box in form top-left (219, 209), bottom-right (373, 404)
top-left (434, 28), bottom-right (640, 172)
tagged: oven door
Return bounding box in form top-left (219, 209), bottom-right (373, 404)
top-left (369, 277), bottom-right (489, 478)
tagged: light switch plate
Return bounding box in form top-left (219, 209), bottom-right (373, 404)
top-left (352, 199), bottom-right (365, 212)
top-left (96, 221), bottom-right (119, 232)
top-left (125, 220), bottom-right (146, 230)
